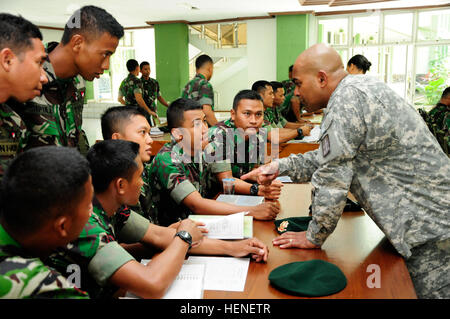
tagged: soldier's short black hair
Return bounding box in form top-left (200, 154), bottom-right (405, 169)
top-left (101, 105), bottom-right (148, 140)
top-left (87, 140), bottom-right (140, 194)
top-left (167, 98), bottom-right (202, 130)
top-left (195, 54), bottom-right (213, 69)
top-left (61, 5), bottom-right (124, 45)
top-left (347, 54), bottom-right (371, 74)
top-left (289, 65), bottom-right (293, 73)
top-left (251, 80), bottom-right (272, 95)
top-left (270, 81), bottom-right (283, 91)
top-left (140, 61), bottom-right (150, 69)
top-left (232, 90), bottom-right (263, 111)
top-left (0, 147), bottom-right (90, 236)
top-left (441, 86), bottom-right (450, 99)
top-left (0, 13), bottom-right (42, 57)
top-left (126, 59), bottom-right (139, 72)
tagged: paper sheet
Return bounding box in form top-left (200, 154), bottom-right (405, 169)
top-left (124, 260), bottom-right (205, 299)
top-left (216, 194), bottom-right (264, 206)
top-left (189, 213), bottom-right (253, 238)
top-left (287, 125), bottom-right (321, 143)
top-left (185, 256), bottom-right (250, 292)
top-left (276, 176), bottom-right (293, 183)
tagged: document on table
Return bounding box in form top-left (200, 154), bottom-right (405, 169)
top-left (287, 125), bottom-right (321, 143)
top-left (185, 256), bottom-right (250, 292)
top-left (276, 175), bottom-right (293, 183)
top-left (124, 260), bottom-right (205, 299)
top-left (216, 194), bottom-right (264, 206)
top-left (189, 213), bottom-right (253, 238)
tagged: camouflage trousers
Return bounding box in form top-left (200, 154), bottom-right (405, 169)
top-left (405, 237), bottom-right (450, 299)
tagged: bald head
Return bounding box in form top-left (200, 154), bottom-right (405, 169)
top-left (295, 43), bottom-right (345, 76)
top-left (291, 44), bottom-right (348, 112)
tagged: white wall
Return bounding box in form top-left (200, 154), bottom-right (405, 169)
top-left (40, 28), bottom-right (63, 43)
top-left (246, 19), bottom-right (277, 86)
top-left (213, 64), bottom-right (249, 112)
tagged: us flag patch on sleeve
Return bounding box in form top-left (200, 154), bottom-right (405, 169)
top-left (322, 134), bottom-right (330, 157)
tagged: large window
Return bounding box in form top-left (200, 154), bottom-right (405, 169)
top-left (317, 8), bottom-right (450, 108)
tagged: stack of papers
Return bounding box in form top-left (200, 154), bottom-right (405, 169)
top-left (216, 194), bottom-right (264, 206)
top-left (124, 260), bottom-right (205, 299)
top-left (124, 256), bottom-right (250, 298)
top-left (189, 212), bottom-right (253, 239)
top-left (185, 256), bottom-right (250, 292)
top-left (276, 176), bottom-right (293, 183)
top-left (150, 127), bottom-right (164, 137)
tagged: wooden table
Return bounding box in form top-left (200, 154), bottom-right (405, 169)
top-left (150, 133), bottom-right (171, 155)
top-left (204, 183), bottom-right (417, 299)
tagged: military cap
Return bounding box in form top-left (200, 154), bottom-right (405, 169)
top-left (274, 216), bottom-right (312, 234)
top-left (268, 259), bottom-right (347, 297)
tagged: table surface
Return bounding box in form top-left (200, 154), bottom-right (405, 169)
top-left (203, 183), bottom-right (417, 299)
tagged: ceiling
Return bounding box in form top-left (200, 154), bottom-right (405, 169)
top-left (1, 0), bottom-right (448, 28)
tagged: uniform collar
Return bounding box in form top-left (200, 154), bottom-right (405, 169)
top-left (195, 73), bottom-right (207, 80)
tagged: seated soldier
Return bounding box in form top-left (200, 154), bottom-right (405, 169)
top-left (208, 89), bottom-right (283, 199)
top-left (147, 98), bottom-right (280, 227)
top-left (46, 139), bottom-right (268, 299)
top-left (270, 81), bottom-right (310, 125)
top-left (251, 80), bottom-right (311, 143)
top-left (0, 146), bottom-right (92, 298)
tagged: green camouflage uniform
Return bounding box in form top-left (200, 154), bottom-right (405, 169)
top-left (276, 74), bottom-right (450, 298)
top-left (119, 73), bottom-right (143, 106)
top-left (147, 138), bottom-right (224, 226)
top-left (419, 104), bottom-right (449, 156)
top-left (128, 162), bottom-right (158, 224)
top-left (141, 77), bottom-right (160, 112)
top-left (181, 74), bottom-right (214, 110)
top-left (0, 102), bottom-right (27, 181)
top-left (264, 107), bottom-right (287, 129)
top-left (11, 42), bottom-right (89, 155)
top-left (46, 197), bottom-right (150, 299)
top-left (281, 79), bottom-right (295, 96)
top-left (0, 224), bottom-right (88, 299)
top-left (208, 118), bottom-right (267, 178)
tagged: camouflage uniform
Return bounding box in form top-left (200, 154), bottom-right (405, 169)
top-left (46, 197), bottom-right (150, 299)
top-left (281, 79), bottom-right (295, 96)
top-left (141, 77), bottom-right (160, 112)
top-left (11, 42), bottom-right (89, 155)
top-left (208, 118), bottom-right (267, 179)
top-left (419, 103), bottom-right (449, 156)
top-left (181, 73), bottom-right (214, 110)
top-left (119, 73), bottom-right (143, 106)
top-left (264, 107), bottom-right (287, 129)
top-left (128, 162), bottom-right (158, 224)
top-left (276, 74), bottom-right (450, 298)
top-left (0, 102), bottom-right (27, 181)
top-left (147, 138), bottom-right (224, 226)
top-left (0, 224), bottom-right (88, 299)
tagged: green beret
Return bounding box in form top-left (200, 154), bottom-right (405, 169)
top-left (268, 260), bottom-right (347, 297)
top-left (274, 216), bottom-right (312, 234)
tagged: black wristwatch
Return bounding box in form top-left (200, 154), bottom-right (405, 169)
top-left (250, 183), bottom-right (259, 196)
top-left (174, 231), bottom-right (192, 249)
top-left (296, 127), bottom-right (304, 140)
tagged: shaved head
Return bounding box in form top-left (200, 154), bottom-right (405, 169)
top-left (292, 44), bottom-right (348, 112)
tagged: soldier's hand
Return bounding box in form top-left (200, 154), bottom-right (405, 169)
top-left (272, 231), bottom-right (320, 249)
top-left (248, 201), bottom-right (280, 220)
top-left (177, 219), bottom-right (207, 248)
top-left (300, 125), bottom-right (312, 136)
top-left (241, 161), bottom-right (280, 186)
top-left (228, 237), bottom-right (269, 262)
top-left (259, 180), bottom-right (284, 200)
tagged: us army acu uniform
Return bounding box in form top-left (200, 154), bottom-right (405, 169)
top-left (119, 73), bottom-right (143, 107)
top-left (46, 197), bottom-right (150, 299)
top-left (181, 74), bottom-right (214, 110)
top-left (11, 42), bottom-right (89, 155)
top-left (147, 138), bottom-right (226, 226)
top-left (419, 103), bottom-right (449, 156)
top-left (275, 75), bottom-right (450, 298)
top-left (0, 224), bottom-right (88, 299)
top-left (0, 102), bottom-right (27, 181)
top-left (208, 118), bottom-right (267, 179)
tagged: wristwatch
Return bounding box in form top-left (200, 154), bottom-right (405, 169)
top-left (174, 231), bottom-right (192, 249)
top-left (296, 127), bottom-right (304, 140)
top-left (250, 183), bottom-right (259, 196)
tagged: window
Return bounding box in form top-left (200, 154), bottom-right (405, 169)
top-left (316, 8), bottom-right (450, 107)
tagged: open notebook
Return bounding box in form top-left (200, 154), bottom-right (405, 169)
top-left (216, 194), bottom-right (264, 206)
top-left (189, 212), bottom-right (253, 239)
